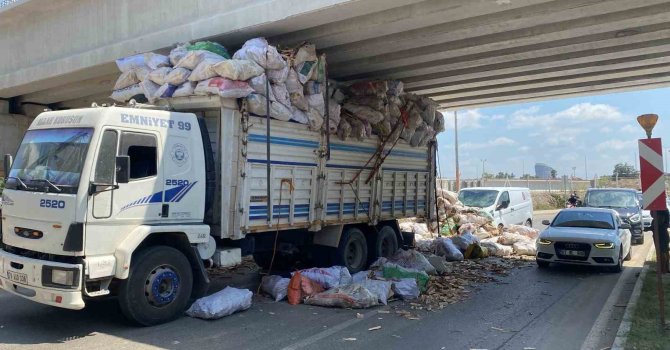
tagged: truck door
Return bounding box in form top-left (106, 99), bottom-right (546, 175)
top-left (86, 129), bottom-right (164, 255)
top-left (496, 191), bottom-right (512, 226)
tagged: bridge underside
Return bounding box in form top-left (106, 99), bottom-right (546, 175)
top-left (1, 0), bottom-right (670, 111)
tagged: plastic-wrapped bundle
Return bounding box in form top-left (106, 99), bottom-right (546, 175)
top-left (420, 98), bottom-right (438, 125)
top-left (291, 106), bottom-right (309, 125)
top-left (176, 50), bottom-right (226, 70)
top-left (293, 43), bottom-right (318, 84)
top-left (347, 95), bottom-right (386, 112)
top-left (140, 79), bottom-right (160, 104)
top-left (143, 53), bottom-right (170, 70)
top-left (419, 125), bottom-right (435, 146)
top-left (189, 58), bottom-right (225, 81)
top-left (344, 115), bottom-right (366, 141)
top-left (213, 59), bottom-right (264, 81)
top-left (172, 81), bottom-right (196, 98)
top-left (337, 117), bottom-right (352, 141)
top-left (115, 54), bottom-right (150, 73)
top-left (233, 38), bottom-right (285, 70)
top-left (267, 62), bottom-right (289, 83)
top-left (154, 83), bottom-right (177, 100)
top-left (248, 74), bottom-right (275, 100)
top-left (290, 93), bottom-right (309, 111)
top-left (148, 67), bottom-right (172, 86)
top-left (342, 103), bottom-right (385, 124)
top-left (433, 111), bottom-right (445, 132)
top-left (271, 82), bottom-right (291, 110)
top-left (246, 93), bottom-right (293, 121)
top-left (306, 94), bottom-right (325, 117)
top-left (372, 120), bottom-right (391, 137)
top-left (169, 44), bottom-right (189, 66)
top-left (348, 81), bottom-right (388, 97)
top-left (327, 100), bottom-right (341, 134)
top-left (165, 68), bottom-right (192, 86)
top-left (186, 41), bottom-right (231, 59)
top-left (194, 77), bottom-right (254, 98)
top-left (387, 80), bottom-right (404, 97)
top-left (110, 83), bottom-right (143, 102)
top-left (307, 108), bottom-right (324, 131)
top-left (114, 70), bottom-right (142, 90)
top-left (400, 108), bottom-right (423, 141)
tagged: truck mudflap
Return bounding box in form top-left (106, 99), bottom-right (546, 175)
top-left (0, 250), bottom-right (85, 310)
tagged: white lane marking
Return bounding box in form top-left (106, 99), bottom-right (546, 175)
top-left (580, 236), bottom-right (652, 350)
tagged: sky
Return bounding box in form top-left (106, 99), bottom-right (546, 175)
top-left (436, 87), bottom-right (670, 180)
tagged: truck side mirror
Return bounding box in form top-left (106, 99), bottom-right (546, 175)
top-left (116, 156), bottom-right (130, 184)
top-left (3, 154), bottom-right (12, 177)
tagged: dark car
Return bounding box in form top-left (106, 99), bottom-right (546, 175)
top-left (583, 188), bottom-right (644, 244)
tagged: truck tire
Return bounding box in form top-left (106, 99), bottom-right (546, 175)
top-left (118, 246), bottom-right (193, 326)
top-left (333, 227), bottom-right (368, 273)
top-left (371, 226), bottom-right (398, 262)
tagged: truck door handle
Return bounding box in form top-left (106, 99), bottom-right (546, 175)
top-left (161, 204), bottom-right (169, 217)
top-left (510, 208), bottom-right (515, 211)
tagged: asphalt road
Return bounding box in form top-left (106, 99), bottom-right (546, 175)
top-left (0, 211), bottom-right (652, 350)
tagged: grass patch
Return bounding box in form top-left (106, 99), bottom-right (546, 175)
top-left (626, 255), bottom-right (670, 350)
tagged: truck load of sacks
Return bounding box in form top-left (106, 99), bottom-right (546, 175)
top-left (111, 38), bottom-right (444, 147)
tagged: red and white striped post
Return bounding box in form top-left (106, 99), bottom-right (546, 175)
top-left (637, 113), bottom-right (667, 327)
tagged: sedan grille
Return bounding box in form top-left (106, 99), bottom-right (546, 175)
top-left (554, 242), bottom-right (591, 261)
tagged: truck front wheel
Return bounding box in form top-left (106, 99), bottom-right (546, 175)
top-left (118, 246), bottom-right (194, 326)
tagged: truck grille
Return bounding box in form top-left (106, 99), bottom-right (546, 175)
top-left (554, 242), bottom-right (591, 261)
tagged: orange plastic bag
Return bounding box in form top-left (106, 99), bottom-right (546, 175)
top-left (287, 272), bottom-right (325, 305)
top-left (288, 272), bottom-right (303, 305)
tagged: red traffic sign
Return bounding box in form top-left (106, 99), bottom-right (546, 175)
top-left (639, 138), bottom-right (667, 210)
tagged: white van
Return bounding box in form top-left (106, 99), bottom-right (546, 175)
top-left (458, 187), bottom-right (533, 228)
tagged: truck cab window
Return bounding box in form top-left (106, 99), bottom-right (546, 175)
top-left (94, 130), bottom-right (118, 184)
top-left (120, 132), bottom-right (157, 180)
top-left (498, 191), bottom-right (510, 207)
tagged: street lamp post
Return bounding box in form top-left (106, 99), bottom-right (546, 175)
top-left (480, 159), bottom-right (487, 180)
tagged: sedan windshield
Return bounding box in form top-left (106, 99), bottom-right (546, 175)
top-left (585, 190), bottom-right (638, 208)
top-left (458, 190), bottom-right (499, 208)
top-left (552, 211), bottom-right (615, 229)
top-left (7, 128), bottom-right (93, 194)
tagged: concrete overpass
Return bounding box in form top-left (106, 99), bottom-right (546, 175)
top-left (1, 0), bottom-right (670, 156)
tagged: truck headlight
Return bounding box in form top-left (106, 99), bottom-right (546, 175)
top-left (42, 266), bottom-right (79, 289)
top-left (594, 242), bottom-right (615, 249)
top-left (538, 238), bottom-right (553, 245)
top-left (629, 214), bottom-right (641, 223)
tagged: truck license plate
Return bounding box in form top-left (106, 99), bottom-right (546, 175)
top-left (7, 271), bottom-right (28, 284)
top-left (560, 249), bottom-right (585, 257)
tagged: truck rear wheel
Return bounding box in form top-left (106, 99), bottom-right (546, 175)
top-left (333, 227), bottom-right (368, 273)
top-left (118, 246), bottom-right (193, 326)
top-left (371, 226), bottom-right (398, 262)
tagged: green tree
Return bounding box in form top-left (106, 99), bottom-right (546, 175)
top-left (550, 169), bottom-right (557, 179)
top-left (481, 172), bottom-right (494, 179)
top-left (520, 174), bottom-right (536, 179)
top-left (612, 162), bottom-right (639, 178)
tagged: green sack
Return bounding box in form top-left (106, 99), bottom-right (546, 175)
top-left (187, 41), bottom-right (231, 59)
top-left (464, 243), bottom-right (488, 259)
top-left (382, 265), bottom-right (429, 292)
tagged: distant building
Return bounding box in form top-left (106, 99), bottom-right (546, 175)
top-left (535, 163), bottom-right (554, 179)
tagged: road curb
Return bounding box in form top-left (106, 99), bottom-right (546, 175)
top-left (610, 245), bottom-right (656, 350)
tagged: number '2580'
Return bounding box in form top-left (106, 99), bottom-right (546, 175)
top-left (40, 199), bottom-right (65, 209)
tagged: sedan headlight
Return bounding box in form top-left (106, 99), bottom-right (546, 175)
top-left (594, 242), bottom-right (615, 249)
top-left (629, 214), bottom-right (641, 223)
top-left (538, 238), bottom-right (553, 245)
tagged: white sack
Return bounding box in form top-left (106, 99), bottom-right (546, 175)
top-left (154, 83), bottom-right (177, 100)
top-left (165, 68), bottom-right (191, 86)
top-left (176, 50), bottom-right (225, 70)
top-left (261, 275), bottom-right (290, 302)
top-left (189, 58), bottom-right (225, 81)
top-left (295, 266), bottom-right (352, 289)
top-left (233, 38), bottom-right (285, 70)
top-left (148, 67), bottom-right (173, 86)
top-left (513, 241), bottom-right (537, 256)
top-left (169, 44), bottom-right (189, 66)
top-left (172, 81), bottom-right (196, 98)
top-left (291, 106), bottom-right (309, 125)
top-left (213, 59), bottom-right (264, 81)
top-left (391, 278), bottom-right (420, 300)
top-left (110, 83), bottom-right (143, 102)
top-left (186, 287), bottom-right (252, 320)
top-left (115, 54), bottom-right (146, 72)
top-left (271, 82), bottom-right (291, 109)
top-left (360, 279), bottom-right (393, 305)
top-left (140, 79), bottom-right (160, 104)
top-left (306, 94), bottom-right (325, 116)
top-left (143, 52), bottom-right (170, 70)
top-left (194, 77), bottom-right (253, 98)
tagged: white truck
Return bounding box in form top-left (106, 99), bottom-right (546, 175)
top-left (0, 96), bottom-right (436, 325)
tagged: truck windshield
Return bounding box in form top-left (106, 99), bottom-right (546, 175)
top-left (458, 189), bottom-right (499, 208)
top-left (7, 128), bottom-right (93, 194)
top-left (585, 190), bottom-right (638, 208)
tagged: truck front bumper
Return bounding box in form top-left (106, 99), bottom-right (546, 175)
top-left (0, 250), bottom-right (85, 310)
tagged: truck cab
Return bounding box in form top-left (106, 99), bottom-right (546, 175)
top-left (1, 107), bottom-right (212, 325)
